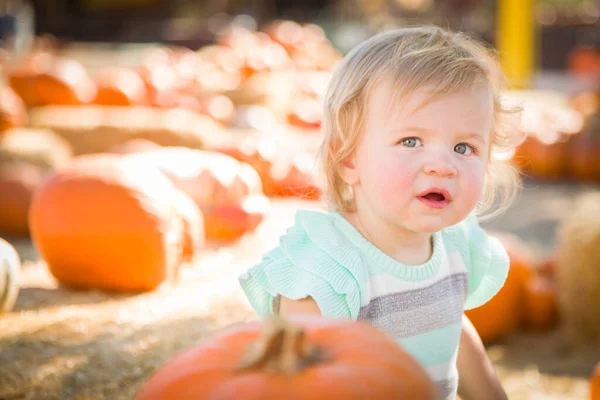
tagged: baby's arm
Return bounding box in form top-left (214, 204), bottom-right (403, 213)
top-left (279, 296), bottom-right (322, 315)
top-left (457, 315), bottom-right (507, 400)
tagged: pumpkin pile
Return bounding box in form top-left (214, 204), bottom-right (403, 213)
top-left (466, 231), bottom-right (559, 344)
top-left (509, 89), bottom-right (600, 182)
top-left (134, 314), bottom-right (438, 400)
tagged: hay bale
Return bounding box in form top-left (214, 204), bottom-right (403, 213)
top-left (556, 191), bottom-right (600, 343)
top-left (28, 105), bottom-right (224, 156)
top-left (0, 128), bottom-right (72, 170)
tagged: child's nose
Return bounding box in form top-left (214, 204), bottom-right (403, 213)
top-left (423, 158), bottom-right (458, 178)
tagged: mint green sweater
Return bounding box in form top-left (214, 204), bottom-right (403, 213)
top-left (239, 210), bottom-right (509, 400)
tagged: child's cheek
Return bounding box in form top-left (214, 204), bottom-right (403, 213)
top-left (370, 156), bottom-right (417, 202)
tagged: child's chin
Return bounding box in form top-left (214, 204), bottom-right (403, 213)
top-left (412, 216), bottom-right (455, 233)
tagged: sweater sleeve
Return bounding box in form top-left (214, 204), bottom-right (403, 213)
top-left (445, 213), bottom-right (510, 310)
top-left (238, 210), bottom-right (367, 320)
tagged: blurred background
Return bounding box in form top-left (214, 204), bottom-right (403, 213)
top-left (0, 1), bottom-right (599, 399)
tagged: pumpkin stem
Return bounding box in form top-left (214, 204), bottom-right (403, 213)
top-left (237, 315), bottom-right (324, 375)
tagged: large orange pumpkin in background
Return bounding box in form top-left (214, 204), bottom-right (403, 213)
top-left (29, 154), bottom-right (184, 292)
top-left (465, 231), bottom-right (535, 344)
top-left (93, 68), bottom-right (148, 106)
top-left (0, 86), bottom-right (27, 133)
top-left (129, 148), bottom-right (270, 241)
top-left (135, 315), bottom-right (438, 400)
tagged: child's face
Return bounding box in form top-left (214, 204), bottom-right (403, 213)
top-left (342, 79), bottom-right (493, 233)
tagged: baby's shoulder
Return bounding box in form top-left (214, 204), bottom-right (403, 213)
top-left (239, 208), bottom-right (369, 319)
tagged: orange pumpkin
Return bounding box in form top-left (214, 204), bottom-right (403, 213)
top-left (0, 163), bottom-right (46, 238)
top-left (0, 86), bottom-right (27, 133)
top-left (216, 136), bottom-right (322, 200)
top-left (591, 362), bottom-right (600, 400)
top-left (203, 195), bottom-right (270, 242)
top-left (134, 314), bottom-right (437, 400)
top-left (8, 51), bottom-right (54, 107)
top-left (34, 58), bottom-right (96, 106)
top-left (465, 231), bottom-right (535, 344)
top-left (29, 154), bottom-right (184, 292)
top-left (93, 68), bottom-right (148, 106)
top-left (513, 134), bottom-right (569, 180)
top-left (522, 275), bottom-right (558, 332)
top-left (568, 114), bottom-right (600, 182)
top-left (129, 148), bottom-right (269, 241)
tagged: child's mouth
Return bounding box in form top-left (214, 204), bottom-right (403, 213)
top-left (417, 189), bottom-right (451, 209)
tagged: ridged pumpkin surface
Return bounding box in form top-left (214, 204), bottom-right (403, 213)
top-left (29, 154), bottom-right (183, 292)
top-left (135, 315), bottom-right (438, 400)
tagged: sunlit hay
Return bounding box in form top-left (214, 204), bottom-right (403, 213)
top-left (27, 106), bottom-right (224, 156)
top-left (556, 191), bottom-right (600, 344)
top-left (0, 128), bottom-right (72, 170)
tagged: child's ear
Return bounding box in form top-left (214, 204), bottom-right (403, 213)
top-left (338, 155), bottom-right (360, 185)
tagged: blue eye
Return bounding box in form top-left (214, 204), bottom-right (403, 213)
top-left (454, 143), bottom-right (475, 155)
top-left (401, 137), bottom-right (422, 148)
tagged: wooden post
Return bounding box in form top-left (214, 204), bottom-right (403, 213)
top-left (497, 0), bottom-right (536, 89)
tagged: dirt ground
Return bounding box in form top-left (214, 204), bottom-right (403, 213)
top-left (2, 182), bottom-right (600, 400)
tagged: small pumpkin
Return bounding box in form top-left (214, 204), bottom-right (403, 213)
top-left (134, 314), bottom-right (437, 400)
top-left (203, 194), bottom-right (270, 242)
top-left (522, 275), bottom-right (558, 332)
top-left (15, 58), bottom-right (97, 107)
top-left (0, 86), bottom-right (27, 133)
top-left (465, 231), bottom-right (535, 344)
top-left (29, 154), bottom-right (184, 292)
top-left (0, 237), bottom-right (20, 313)
top-left (93, 68), bottom-right (148, 106)
top-left (591, 362), bottom-right (600, 400)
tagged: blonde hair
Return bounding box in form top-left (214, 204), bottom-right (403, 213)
top-left (319, 26), bottom-right (523, 220)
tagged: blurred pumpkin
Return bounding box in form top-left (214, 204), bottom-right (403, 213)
top-left (216, 135), bottom-right (322, 200)
top-left (134, 314), bottom-right (438, 400)
top-left (203, 194), bottom-right (270, 242)
top-left (0, 86), bottom-right (27, 133)
top-left (522, 275), bottom-right (558, 332)
top-left (0, 163), bottom-right (46, 238)
top-left (263, 20), bottom-right (305, 52)
top-left (286, 95), bottom-right (323, 130)
top-left (29, 154), bottom-right (184, 292)
top-left (7, 51), bottom-right (54, 107)
top-left (465, 231), bottom-right (535, 344)
top-left (591, 362), bottom-right (600, 400)
top-left (0, 237), bottom-right (20, 314)
top-left (19, 58), bottom-right (96, 107)
top-left (568, 114), bottom-right (600, 182)
top-left (93, 68), bottom-right (148, 106)
top-left (129, 148), bottom-right (269, 241)
top-left (512, 100), bottom-right (584, 180)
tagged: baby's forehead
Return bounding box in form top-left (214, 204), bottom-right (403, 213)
top-left (366, 78), bottom-right (493, 117)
